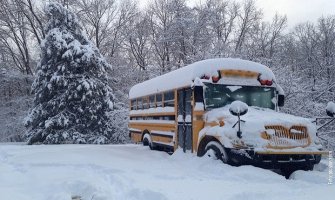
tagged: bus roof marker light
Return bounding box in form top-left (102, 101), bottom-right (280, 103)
top-left (257, 74), bottom-right (273, 86)
top-left (229, 101), bottom-right (248, 138)
top-left (211, 70), bottom-right (221, 83)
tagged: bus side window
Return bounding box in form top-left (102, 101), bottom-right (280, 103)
top-left (164, 91), bottom-right (174, 107)
top-left (194, 86), bottom-right (204, 103)
top-left (149, 95), bottom-right (155, 108)
top-left (131, 99), bottom-right (137, 110)
top-left (143, 97), bottom-right (149, 109)
top-left (137, 98), bottom-right (143, 109)
top-left (156, 93), bottom-right (162, 107)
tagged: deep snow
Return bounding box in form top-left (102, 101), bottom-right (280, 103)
top-left (0, 143), bottom-right (333, 200)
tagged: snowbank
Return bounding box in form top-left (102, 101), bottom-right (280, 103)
top-left (326, 102), bottom-right (335, 115)
top-left (0, 144), bottom-right (333, 200)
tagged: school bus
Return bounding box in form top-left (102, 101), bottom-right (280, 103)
top-left (128, 58), bottom-right (327, 176)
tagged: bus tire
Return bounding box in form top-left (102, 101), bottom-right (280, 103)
top-left (143, 133), bottom-right (154, 150)
top-left (204, 141), bottom-right (229, 164)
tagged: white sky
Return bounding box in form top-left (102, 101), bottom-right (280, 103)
top-left (255, 0), bottom-right (335, 29)
top-left (138, 0), bottom-right (335, 29)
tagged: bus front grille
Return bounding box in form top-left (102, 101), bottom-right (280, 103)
top-left (264, 125), bottom-right (310, 148)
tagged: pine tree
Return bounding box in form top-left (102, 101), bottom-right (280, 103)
top-left (25, 3), bottom-right (115, 144)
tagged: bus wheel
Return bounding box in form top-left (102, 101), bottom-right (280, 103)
top-left (143, 133), bottom-right (154, 150)
top-left (204, 141), bottom-right (229, 163)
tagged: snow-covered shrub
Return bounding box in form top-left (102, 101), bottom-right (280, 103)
top-left (326, 102), bottom-right (335, 117)
top-left (25, 3), bottom-right (117, 144)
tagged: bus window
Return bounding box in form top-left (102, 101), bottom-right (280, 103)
top-left (156, 93), bottom-right (162, 107)
top-left (149, 95), bottom-right (155, 108)
top-left (137, 98), bottom-right (143, 109)
top-left (143, 97), bottom-right (149, 109)
top-left (164, 91), bottom-right (175, 107)
top-left (131, 99), bottom-right (137, 110)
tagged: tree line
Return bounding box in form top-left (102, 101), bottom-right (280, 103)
top-left (0, 0), bottom-right (334, 118)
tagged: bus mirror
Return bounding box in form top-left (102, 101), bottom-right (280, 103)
top-left (194, 86), bottom-right (204, 103)
top-left (229, 101), bottom-right (248, 117)
top-left (278, 94), bottom-right (285, 107)
top-left (229, 101), bottom-right (248, 138)
top-left (326, 102), bottom-right (335, 117)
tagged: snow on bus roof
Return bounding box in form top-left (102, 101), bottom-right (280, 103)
top-left (129, 58), bottom-right (276, 99)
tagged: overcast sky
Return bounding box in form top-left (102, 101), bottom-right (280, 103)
top-left (138, 0), bottom-right (335, 29)
top-left (255, 0), bottom-right (335, 28)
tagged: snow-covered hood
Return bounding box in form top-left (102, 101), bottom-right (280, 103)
top-left (201, 106), bottom-right (320, 151)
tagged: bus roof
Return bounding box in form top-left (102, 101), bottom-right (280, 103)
top-left (129, 58), bottom-right (276, 99)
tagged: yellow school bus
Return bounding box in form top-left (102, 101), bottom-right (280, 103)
top-left (128, 58), bottom-right (327, 176)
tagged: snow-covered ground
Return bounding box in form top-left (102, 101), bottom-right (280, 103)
top-left (0, 143), bottom-right (334, 200)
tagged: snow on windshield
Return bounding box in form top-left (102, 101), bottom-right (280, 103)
top-left (227, 86), bottom-right (242, 92)
top-left (204, 83), bottom-right (275, 110)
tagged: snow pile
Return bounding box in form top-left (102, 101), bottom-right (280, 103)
top-left (129, 58), bottom-right (276, 99)
top-left (290, 159), bottom-right (331, 184)
top-left (201, 104), bottom-right (321, 151)
top-left (326, 102), bottom-right (335, 116)
top-left (191, 77), bottom-right (205, 87)
top-left (227, 85), bottom-right (242, 92)
top-left (229, 100), bottom-right (248, 115)
top-left (0, 144), bottom-right (333, 200)
top-left (194, 102), bottom-right (205, 111)
top-left (130, 107), bottom-right (174, 115)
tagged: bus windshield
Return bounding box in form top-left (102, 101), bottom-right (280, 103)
top-left (204, 83), bottom-right (276, 110)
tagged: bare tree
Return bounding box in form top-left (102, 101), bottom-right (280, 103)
top-left (234, 0), bottom-right (262, 53)
top-left (126, 13), bottom-right (151, 70)
top-left (74, 0), bottom-right (117, 51)
top-left (147, 0), bottom-right (174, 73)
top-left (268, 14), bottom-right (287, 58)
top-left (246, 13), bottom-right (287, 60)
top-left (317, 16), bottom-right (335, 82)
top-left (16, 0), bottom-right (45, 45)
top-left (203, 0), bottom-right (239, 56)
top-left (0, 0), bottom-right (33, 74)
top-left (105, 0), bottom-right (137, 59)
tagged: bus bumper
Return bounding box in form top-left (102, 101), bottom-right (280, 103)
top-left (228, 149), bottom-right (326, 169)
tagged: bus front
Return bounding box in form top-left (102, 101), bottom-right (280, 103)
top-left (195, 69), bottom-right (325, 176)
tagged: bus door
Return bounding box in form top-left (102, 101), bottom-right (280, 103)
top-left (177, 88), bottom-right (193, 152)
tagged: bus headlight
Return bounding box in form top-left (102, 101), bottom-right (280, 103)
top-left (231, 140), bottom-right (254, 149)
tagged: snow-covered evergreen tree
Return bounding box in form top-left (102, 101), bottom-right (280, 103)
top-left (25, 3), bottom-right (115, 144)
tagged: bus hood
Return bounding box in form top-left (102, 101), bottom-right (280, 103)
top-left (200, 106), bottom-right (322, 151)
